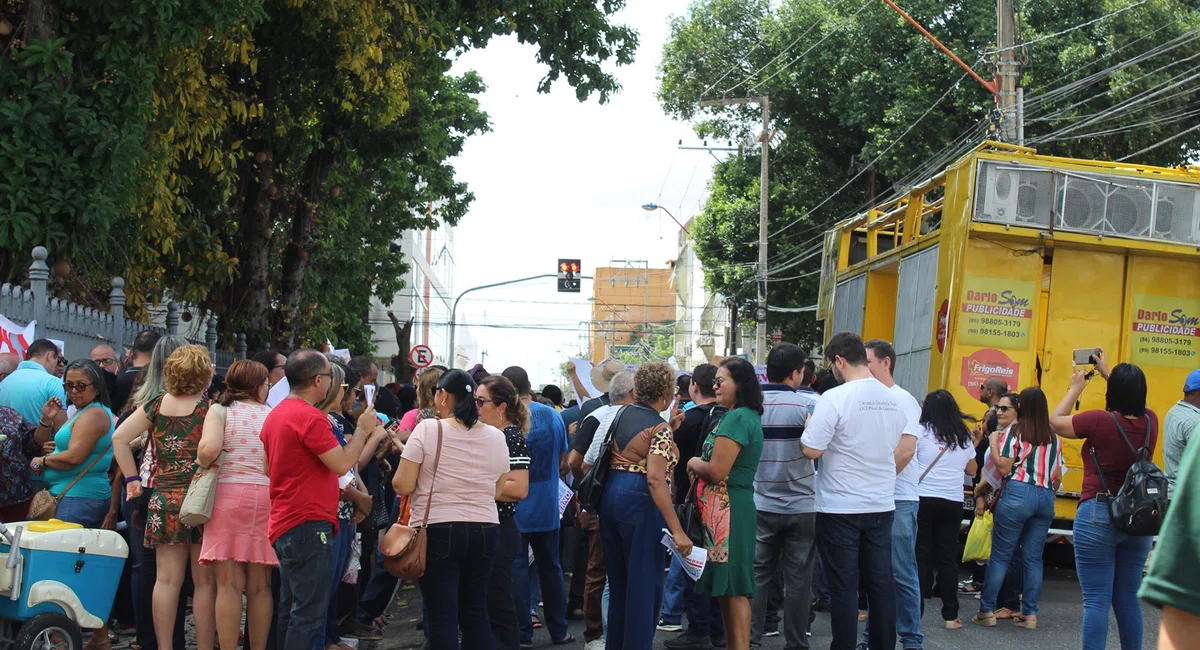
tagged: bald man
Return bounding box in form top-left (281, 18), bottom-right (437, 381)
top-left (89, 344), bottom-right (121, 400)
top-left (0, 353), bottom-right (18, 383)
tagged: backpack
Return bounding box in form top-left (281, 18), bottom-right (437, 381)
top-left (576, 405), bottom-right (630, 513)
top-left (1087, 411), bottom-right (1168, 536)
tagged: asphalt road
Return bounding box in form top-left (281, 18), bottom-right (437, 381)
top-left (372, 567), bottom-right (1161, 649)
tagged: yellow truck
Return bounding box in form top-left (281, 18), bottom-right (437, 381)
top-left (816, 141), bottom-right (1200, 539)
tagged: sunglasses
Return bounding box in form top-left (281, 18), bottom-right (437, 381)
top-left (996, 405), bottom-right (1014, 413)
top-left (474, 397), bottom-right (499, 408)
top-left (62, 381), bottom-right (93, 393)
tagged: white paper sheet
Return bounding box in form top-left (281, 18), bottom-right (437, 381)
top-left (267, 377), bottom-right (290, 408)
top-left (557, 479), bottom-right (573, 519)
top-left (661, 530), bottom-right (707, 581)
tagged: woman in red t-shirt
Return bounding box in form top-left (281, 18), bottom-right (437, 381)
top-left (1052, 351), bottom-right (1157, 650)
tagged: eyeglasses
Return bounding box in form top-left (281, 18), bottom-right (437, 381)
top-left (713, 377), bottom-right (727, 387)
top-left (996, 405), bottom-right (1014, 413)
top-left (474, 397), bottom-right (499, 408)
top-left (340, 383), bottom-right (349, 390)
top-left (62, 381), bottom-right (93, 393)
top-left (94, 358), bottom-right (117, 368)
top-left (312, 372), bottom-right (333, 382)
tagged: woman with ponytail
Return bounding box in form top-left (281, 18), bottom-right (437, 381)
top-left (195, 360), bottom-right (276, 650)
top-left (393, 369), bottom-right (511, 649)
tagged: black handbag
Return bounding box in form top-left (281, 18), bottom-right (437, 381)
top-left (577, 406), bottom-right (629, 513)
top-left (372, 482), bottom-right (391, 530)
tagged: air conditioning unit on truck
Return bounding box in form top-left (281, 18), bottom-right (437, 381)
top-left (816, 141), bottom-right (1200, 542)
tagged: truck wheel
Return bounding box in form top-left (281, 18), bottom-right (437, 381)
top-left (14, 613), bottom-right (80, 650)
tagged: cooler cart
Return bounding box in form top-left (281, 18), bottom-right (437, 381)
top-left (0, 518), bottom-right (128, 650)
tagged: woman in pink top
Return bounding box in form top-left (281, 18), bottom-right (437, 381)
top-left (394, 369), bottom-right (509, 650)
top-left (196, 360), bottom-right (277, 650)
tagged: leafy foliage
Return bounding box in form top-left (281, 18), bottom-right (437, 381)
top-left (660, 0), bottom-right (1200, 350)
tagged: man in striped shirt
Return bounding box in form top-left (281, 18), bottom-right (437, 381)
top-left (750, 343), bottom-right (820, 649)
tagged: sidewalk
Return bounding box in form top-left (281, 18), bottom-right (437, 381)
top-left (364, 584), bottom-right (427, 650)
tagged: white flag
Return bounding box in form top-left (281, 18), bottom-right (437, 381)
top-left (0, 315), bottom-right (36, 358)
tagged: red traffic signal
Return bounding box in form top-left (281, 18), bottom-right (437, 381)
top-left (557, 258), bottom-right (581, 293)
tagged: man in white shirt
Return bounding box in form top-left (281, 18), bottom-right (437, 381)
top-left (800, 333), bottom-right (906, 650)
top-left (861, 339), bottom-right (922, 650)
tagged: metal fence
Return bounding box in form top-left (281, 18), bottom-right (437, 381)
top-left (0, 247), bottom-right (246, 370)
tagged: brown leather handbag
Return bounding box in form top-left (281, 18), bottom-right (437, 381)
top-left (380, 420), bottom-right (443, 580)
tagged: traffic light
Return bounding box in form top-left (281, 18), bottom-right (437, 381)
top-left (557, 259), bottom-right (581, 293)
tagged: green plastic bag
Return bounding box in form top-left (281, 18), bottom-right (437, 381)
top-left (962, 511), bottom-right (993, 563)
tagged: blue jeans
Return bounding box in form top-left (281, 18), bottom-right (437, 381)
top-left (514, 528), bottom-right (569, 644)
top-left (56, 496), bottom-right (109, 528)
top-left (489, 517), bottom-right (521, 650)
top-left (419, 521), bottom-right (499, 650)
top-left (979, 480), bottom-right (1054, 615)
top-left (814, 554), bottom-right (830, 601)
top-left (861, 501), bottom-right (922, 649)
top-left (660, 553), bottom-right (689, 624)
top-left (599, 470), bottom-right (667, 650)
top-left (316, 520), bottom-right (355, 650)
top-left (817, 511), bottom-right (895, 650)
top-left (275, 520), bottom-right (335, 650)
top-left (1073, 497), bottom-right (1153, 650)
top-left (359, 498), bottom-right (400, 623)
top-left (686, 582), bottom-right (724, 637)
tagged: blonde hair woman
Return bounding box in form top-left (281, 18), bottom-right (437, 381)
top-left (112, 345), bottom-right (216, 650)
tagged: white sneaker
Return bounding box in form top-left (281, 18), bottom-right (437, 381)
top-left (585, 640), bottom-right (606, 650)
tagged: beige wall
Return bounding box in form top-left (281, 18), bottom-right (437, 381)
top-left (589, 266), bottom-right (676, 362)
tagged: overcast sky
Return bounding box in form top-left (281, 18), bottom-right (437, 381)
top-left (447, 0), bottom-right (715, 387)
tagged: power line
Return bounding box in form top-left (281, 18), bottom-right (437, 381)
top-left (991, 0), bottom-right (1155, 55)
top-left (719, 0), bottom-right (861, 97)
top-left (1118, 122), bottom-right (1200, 161)
top-left (767, 69), bottom-right (973, 243)
top-left (746, 0), bottom-right (873, 95)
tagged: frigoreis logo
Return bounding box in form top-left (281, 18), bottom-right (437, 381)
top-left (961, 348), bottom-right (1020, 399)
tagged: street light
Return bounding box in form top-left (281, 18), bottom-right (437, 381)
top-left (641, 203), bottom-right (690, 234)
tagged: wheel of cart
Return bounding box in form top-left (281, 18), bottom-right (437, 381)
top-left (0, 520), bottom-right (127, 650)
top-left (11, 612), bottom-right (81, 650)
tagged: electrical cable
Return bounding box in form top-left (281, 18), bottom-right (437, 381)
top-left (767, 69), bottom-right (973, 243)
top-left (1117, 121), bottom-right (1200, 161)
top-left (989, 0), bottom-right (1155, 55)
top-left (720, 0), bottom-right (861, 97)
top-left (746, 0), bottom-right (874, 95)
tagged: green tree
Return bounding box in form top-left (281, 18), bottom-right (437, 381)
top-left (660, 0), bottom-right (1200, 349)
top-left (0, 0), bottom-right (639, 351)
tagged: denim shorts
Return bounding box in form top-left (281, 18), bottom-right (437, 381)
top-left (57, 496), bottom-right (111, 528)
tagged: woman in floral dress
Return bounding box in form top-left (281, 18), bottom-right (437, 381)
top-left (113, 345), bottom-right (216, 650)
top-left (687, 357), bottom-right (764, 650)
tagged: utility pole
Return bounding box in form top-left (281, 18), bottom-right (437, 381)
top-left (996, 0), bottom-right (1021, 143)
top-left (699, 95), bottom-right (769, 365)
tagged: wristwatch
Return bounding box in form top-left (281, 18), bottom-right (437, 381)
top-left (31, 457), bottom-right (43, 472)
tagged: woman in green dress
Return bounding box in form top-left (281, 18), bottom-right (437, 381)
top-left (687, 356), bottom-right (764, 650)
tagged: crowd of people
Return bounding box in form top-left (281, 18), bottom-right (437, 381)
top-left (1, 328), bottom-right (1199, 650)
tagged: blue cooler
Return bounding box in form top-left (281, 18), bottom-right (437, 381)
top-left (0, 520), bottom-right (128, 628)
